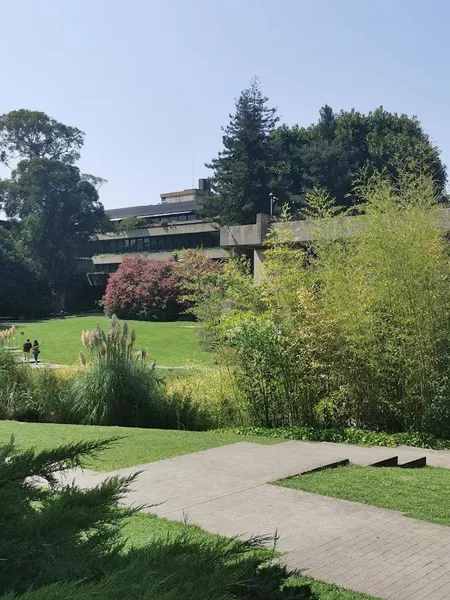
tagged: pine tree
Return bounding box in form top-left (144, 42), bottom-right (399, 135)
top-left (202, 78), bottom-right (279, 225)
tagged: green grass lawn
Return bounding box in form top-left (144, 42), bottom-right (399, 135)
top-left (279, 464), bottom-right (450, 527)
top-left (9, 316), bottom-right (210, 366)
top-left (3, 507), bottom-right (378, 600)
top-left (123, 513), bottom-right (379, 600)
top-left (0, 425), bottom-right (378, 600)
top-left (0, 421), bottom-right (278, 471)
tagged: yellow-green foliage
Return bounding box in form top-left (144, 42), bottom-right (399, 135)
top-left (213, 169), bottom-right (450, 435)
top-left (166, 365), bottom-right (247, 430)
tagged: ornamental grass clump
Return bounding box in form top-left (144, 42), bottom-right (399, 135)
top-left (72, 315), bottom-right (166, 427)
top-left (0, 324), bottom-right (16, 348)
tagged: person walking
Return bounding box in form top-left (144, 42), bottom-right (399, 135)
top-left (23, 339), bottom-right (32, 362)
top-left (32, 340), bottom-right (40, 365)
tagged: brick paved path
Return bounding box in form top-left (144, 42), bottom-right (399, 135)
top-left (65, 441), bottom-right (450, 600)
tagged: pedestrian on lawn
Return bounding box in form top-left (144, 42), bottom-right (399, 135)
top-left (23, 339), bottom-right (32, 362)
top-left (32, 340), bottom-right (40, 365)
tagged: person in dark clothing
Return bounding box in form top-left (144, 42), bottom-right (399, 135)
top-left (32, 340), bottom-right (40, 365)
top-left (23, 339), bottom-right (32, 362)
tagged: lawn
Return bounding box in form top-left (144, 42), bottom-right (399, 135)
top-left (2, 508), bottom-right (378, 600)
top-left (1, 426), bottom-right (379, 600)
top-left (0, 421), bottom-right (277, 471)
top-left (122, 513), bottom-right (379, 600)
top-left (9, 316), bottom-right (210, 367)
top-left (279, 463), bottom-right (450, 527)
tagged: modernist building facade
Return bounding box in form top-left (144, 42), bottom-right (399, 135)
top-left (88, 179), bottom-right (227, 286)
top-left (89, 182), bottom-right (450, 288)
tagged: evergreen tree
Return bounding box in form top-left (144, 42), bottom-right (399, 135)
top-left (202, 78), bottom-right (279, 225)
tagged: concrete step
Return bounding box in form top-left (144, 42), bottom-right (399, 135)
top-left (398, 456), bottom-right (427, 468)
top-left (284, 441), bottom-right (400, 468)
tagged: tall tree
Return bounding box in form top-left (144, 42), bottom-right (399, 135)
top-left (0, 109), bottom-right (107, 312)
top-left (1, 158), bottom-right (105, 311)
top-left (0, 109), bottom-right (84, 164)
top-left (202, 78), bottom-right (279, 225)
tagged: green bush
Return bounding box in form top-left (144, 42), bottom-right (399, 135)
top-left (0, 349), bottom-right (31, 420)
top-left (25, 368), bottom-right (74, 423)
top-left (0, 436), bottom-right (136, 596)
top-left (166, 364), bottom-right (247, 430)
top-left (207, 170), bottom-right (450, 437)
top-left (1, 533), bottom-right (312, 600)
top-left (0, 355), bottom-right (75, 423)
top-left (222, 426), bottom-right (450, 450)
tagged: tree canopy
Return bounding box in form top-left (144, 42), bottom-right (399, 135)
top-left (274, 105), bottom-right (447, 214)
top-left (0, 109), bottom-right (84, 164)
top-left (0, 109), bottom-right (106, 314)
top-left (204, 81), bottom-right (447, 224)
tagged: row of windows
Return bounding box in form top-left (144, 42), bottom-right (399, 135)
top-left (93, 264), bottom-right (119, 274)
top-left (93, 231), bottom-right (219, 255)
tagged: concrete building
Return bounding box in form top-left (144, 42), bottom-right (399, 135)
top-left (87, 179), bottom-right (227, 287)
top-left (220, 208), bottom-right (450, 279)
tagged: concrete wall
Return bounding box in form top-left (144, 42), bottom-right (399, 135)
top-left (161, 193), bottom-right (197, 204)
top-left (92, 247), bottom-right (229, 266)
top-left (253, 249), bottom-right (266, 281)
top-left (272, 216), bottom-right (362, 242)
top-left (96, 221), bottom-right (218, 241)
top-left (220, 213), bottom-right (269, 248)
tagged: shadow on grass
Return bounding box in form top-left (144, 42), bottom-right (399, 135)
top-left (0, 436), bottom-right (312, 600)
top-left (3, 528), bottom-right (312, 600)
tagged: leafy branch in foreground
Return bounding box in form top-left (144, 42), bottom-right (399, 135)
top-left (0, 436), bottom-right (137, 595)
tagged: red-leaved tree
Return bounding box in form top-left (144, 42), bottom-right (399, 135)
top-left (175, 249), bottom-right (224, 303)
top-left (103, 256), bottom-right (183, 321)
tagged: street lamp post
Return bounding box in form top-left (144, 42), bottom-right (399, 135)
top-left (269, 193), bottom-right (278, 219)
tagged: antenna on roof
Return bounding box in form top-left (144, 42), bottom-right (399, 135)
top-left (192, 154), bottom-right (195, 189)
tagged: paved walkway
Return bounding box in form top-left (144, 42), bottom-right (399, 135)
top-left (64, 441), bottom-right (450, 600)
top-left (17, 359), bottom-right (185, 370)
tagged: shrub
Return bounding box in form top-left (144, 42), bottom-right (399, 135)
top-left (0, 436), bottom-right (136, 596)
top-left (72, 316), bottom-right (166, 426)
top-left (0, 354), bottom-right (76, 423)
top-left (208, 170), bottom-right (450, 437)
top-left (222, 426), bottom-right (450, 450)
top-left (103, 256), bottom-right (184, 321)
top-left (0, 347), bottom-right (17, 377)
top-left (24, 368), bottom-right (75, 423)
top-left (0, 349), bottom-right (30, 420)
top-left (166, 364), bottom-right (247, 430)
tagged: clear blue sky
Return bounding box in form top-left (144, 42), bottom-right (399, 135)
top-left (2, 0), bottom-right (450, 209)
